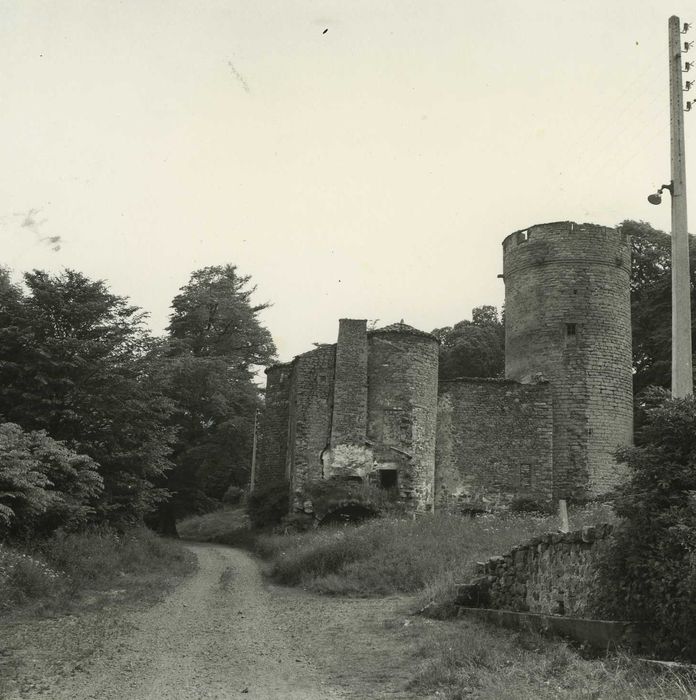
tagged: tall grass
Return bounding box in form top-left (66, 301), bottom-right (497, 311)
top-left (177, 506), bottom-right (253, 546)
top-left (408, 618), bottom-right (696, 699)
top-left (0, 526), bottom-right (195, 614)
top-left (258, 504), bottom-right (614, 598)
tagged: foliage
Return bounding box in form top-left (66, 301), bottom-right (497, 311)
top-left (407, 618), bottom-right (696, 700)
top-left (0, 526), bottom-right (195, 614)
top-left (177, 505), bottom-right (252, 545)
top-left (222, 485), bottom-right (246, 505)
top-left (0, 269), bottom-right (176, 524)
top-left (591, 394), bottom-right (696, 660)
top-left (247, 482), bottom-right (289, 528)
top-left (621, 220), bottom-right (696, 396)
top-left (167, 264), bottom-right (275, 368)
top-left (0, 422), bottom-right (103, 540)
top-left (432, 305), bottom-right (504, 381)
top-left (153, 265), bottom-right (276, 528)
top-left (258, 511), bottom-right (557, 596)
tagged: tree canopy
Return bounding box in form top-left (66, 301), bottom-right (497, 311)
top-left (432, 305), bottom-right (505, 380)
top-left (621, 219), bottom-right (696, 396)
top-left (150, 265), bottom-right (276, 531)
top-left (0, 269), bottom-right (177, 524)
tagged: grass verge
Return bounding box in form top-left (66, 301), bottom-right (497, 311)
top-left (256, 503), bottom-right (614, 603)
top-left (0, 526), bottom-right (197, 617)
top-left (407, 616), bottom-right (696, 699)
top-left (177, 505), bottom-right (254, 547)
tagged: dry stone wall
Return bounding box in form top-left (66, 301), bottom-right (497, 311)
top-left (463, 524), bottom-right (612, 616)
top-left (435, 378), bottom-right (554, 510)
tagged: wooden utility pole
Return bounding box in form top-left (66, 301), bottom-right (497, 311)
top-left (249, 409), bottom-right (259, 494)
top-left (669, 15), bottom-right (693, 397)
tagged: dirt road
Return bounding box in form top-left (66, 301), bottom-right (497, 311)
top-left (3, 544), bottom-right (426, 700)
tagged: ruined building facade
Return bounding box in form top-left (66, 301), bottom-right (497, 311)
top-left (254, 222), bottom-right (634, 512)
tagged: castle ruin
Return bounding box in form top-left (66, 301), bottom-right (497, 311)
top-left (254, 221), bottom-right (634, 513)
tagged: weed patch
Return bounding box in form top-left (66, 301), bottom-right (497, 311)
top-left (258, 504), bottom-right (615, 600)
top-left (0, 526), bottom-right (195, 616)
top-left (177, 506), bottom-right (254, 547)
top-left (407, 618), bottom-right (696, 699)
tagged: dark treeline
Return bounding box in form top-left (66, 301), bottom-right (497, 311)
top-left (0, 264), bottom-right (275, 541)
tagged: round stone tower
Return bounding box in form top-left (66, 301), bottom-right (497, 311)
top-left (366, 323), bottom-right (439, 510)
top-left (502, 221), bottom-right (633, 499)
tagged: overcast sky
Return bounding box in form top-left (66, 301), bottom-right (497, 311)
top-left (0, 1), bottom-right (693, 364)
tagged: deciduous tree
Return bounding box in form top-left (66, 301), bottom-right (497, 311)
top-left (432, 305), bottom-right (504, 380)
top-left (0, 269), bottom-right (176, 523)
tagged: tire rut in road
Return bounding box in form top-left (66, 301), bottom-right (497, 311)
top-left (16, 544), bottom-right (346, 700)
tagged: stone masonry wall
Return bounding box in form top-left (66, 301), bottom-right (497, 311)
top-left (286, 345), bottom-right (336, 508)
top-left (367, 328), bottom-right (439, 509)
top-left (472, 525), bottom-right (612, 616)
top-left (330, 319), bottom-right (368, 447)
top-left (435, 379), bottom-right (554, 510)
top-left (503, 222), bottom-right (633, 499)
top-left (254, 363), bottom-right (292, 491)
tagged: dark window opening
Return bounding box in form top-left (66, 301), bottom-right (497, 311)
top-left (378, 469), bottom-right (398, 490)
top-left (566, 323), bottom-right (577, 337)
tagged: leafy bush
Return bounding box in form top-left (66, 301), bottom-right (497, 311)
top-left (0, 526), bottom-right (195, 614)
top-left (590, 393), bottom-right (696, 660)
top-left (247, 482), bottom-right (289, 528)
top-left (177, 505), bottom-right (251, 544)
top-left (0, 423), bottom-right (103, 540)
top-left (222, 485), bottom-right (246, 505)
top-left (0, 547), bottom-right (64, 607)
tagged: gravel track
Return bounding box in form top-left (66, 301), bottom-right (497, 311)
top-left (5, 544), bottom-right (348, 700)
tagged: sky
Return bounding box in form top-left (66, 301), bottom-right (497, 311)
top-left (0, 0), bottom-right (693, 366)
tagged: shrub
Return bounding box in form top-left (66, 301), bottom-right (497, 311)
top-left (247, 482), bottom-right (289, 528)
top-left (0, 547), bottom-right (64, 608)
top-left (0, 423), bottom-right (103, 541)
top-left (1, 525), bottom-right (195, 613)
top-left (222, 485), bottom-right (246, 505)
top-left (590, 393), bottom-right (696, 661)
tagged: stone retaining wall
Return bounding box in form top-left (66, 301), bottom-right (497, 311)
top-left (459, 524), bottom-right (612, 616)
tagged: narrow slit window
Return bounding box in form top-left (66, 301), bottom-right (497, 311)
top-left (566, 323), bottom-right (577, 337)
